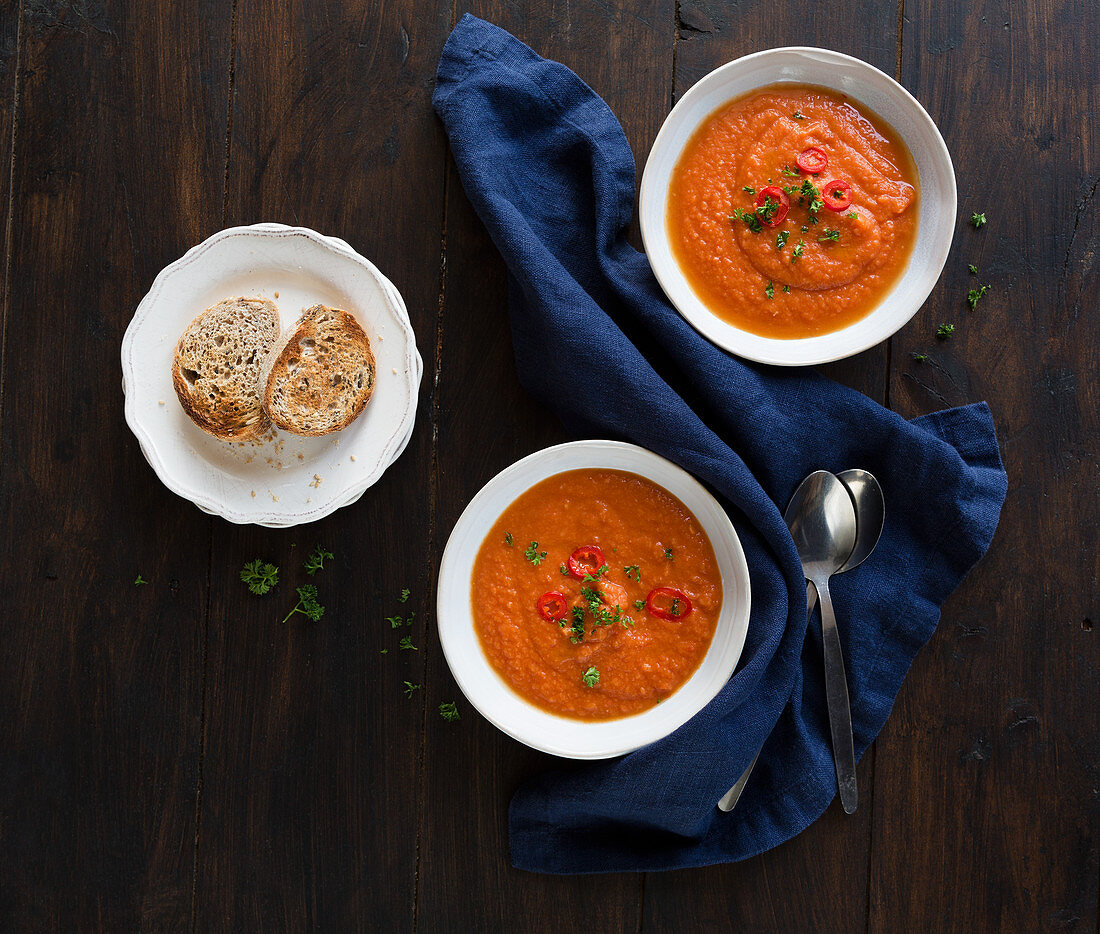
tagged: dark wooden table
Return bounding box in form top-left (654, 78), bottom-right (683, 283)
top-left (1, 0), bottom-right (1096, 930)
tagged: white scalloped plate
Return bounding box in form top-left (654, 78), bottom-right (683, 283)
top-left (122, 223), bottom-right (422, 526)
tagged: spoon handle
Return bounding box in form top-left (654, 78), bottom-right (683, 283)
top-left (813, 575), bottom-right (858, 814)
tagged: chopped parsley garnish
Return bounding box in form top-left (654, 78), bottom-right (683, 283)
top-left (818, 228), bottom-right (840, 242)
top-left (792, 240), bottom-right (805, 261)
top-left (970, 212), bottom-right (986, 229)
top-left (504, 532), bottom-right (513, 547)
top-left (581, 667), bottom-right (600, 687)
top-left (799, 179), bottom-right (824, 215)
top-left (776, 230), bottom-right (789, 250)
top-left (669, 597), bottom-right (683, 617)
top-left (134, 574), bottom-right (147, 586)
top-left (633, 599), bottom-right (647, 611)
top-left (743, 212), bottom-right (763, 233)
top-left (282, 584), bottom-right (324, 624)
top-left (304, 545), bottom-right (333, 576)
top-left (569, 605), bottom-right (586, 643)
top-left (781, 165), bottom-right (800, 177)
top-left (403, 681), bottom-right (421, 697)
top-left (765, 280), bottom-right (774, 299)
top-left (782, 284), bottom-right (791, 294)
top-left (847, 211), bottom-right (859, 219)
top-left (398, 636), bottom-right (417, 651)
top-left (398, 588), bottom-right (410, 603)
top-left (792, 110), bottom-right (805, 119)
top-left (524, 541), bottom-right (547, 566)
top-left (663, 547), bottom-right (674, 560)
top-left (439, 702), bottom-right (460, 722)
top-left (559, 562), bottom-right (569, 575)
top-left (241, 559), bottom-right (279, 596)
top-left (387, 611), bottom-right (413, 629)
top-left (967, 284), bottom-right (991, 309)
top-left (912, 352), bottom-right (928, 362)
top-left (624, 564), bottom-right (641, 583)
top-left (968, 264), bottom-right (978, 274)
top-left (756, 196), bottom-right (780, 224)
top-left (582, 564), bottom-right (610, 583)
top-left (936, 323), bottom-right (955, 339)
top-left (742, 186), bottom-right (756, 194)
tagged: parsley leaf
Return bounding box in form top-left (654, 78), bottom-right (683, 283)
top-left (559, 563), bottom-right (569, 575)
top-left (782, 284), bottom-right (791, 294)
top-left (304, 545), bottom-right (333, 576)
top-left (792, 240), bottom-right (805, 262)
top-left (524, 541), bottom-right (547, 566)
top-left (399, 636), bottom-right (417, 651)
top-left (936, 323), bottom-right (955, 339)
top-left (241, 559), bottom-right (279, 596)
top-left (387, 611), bottom-right (413, 629)
top-left (781, 165), bottom-right (800, 177)
top-left (818, 228), bottom-right (840, 242)
top-left (624, 564), bottom-right (641, 583)
top-left (970, 212), bottom-right (987, 229)
top-left (792, 110), bottom-right (805, 120)
top-left (582, 667), bottom-right (600, 687)
top-left (912, 352), bottom-right (928, 362)
top-left (776, 230), bottom-right (789, 250)
top-left (968, 264), bottom-right (978, 274)
top-left (967, 284), bottom-right (991, 310)
top-left (633, 599), bottom-right (647, 611)
top-left (664, 547), bottom-right (674, 560)
top-left (403, 681), bottom-right (421, 697)
top-left (134, 574), bottom-right (147, 586)
top-left (765, 280), bottom-right (774, 300)
top-left (504, 532), bottom-right (513, 547)
top-left (398, 588), bottom-right (410, 603)
top-left (439, 701), bottom-right (460, 722)
top-left (282, 584), bottom-right (324, 623)
top-left (742, 185), bottom-right (756, 194)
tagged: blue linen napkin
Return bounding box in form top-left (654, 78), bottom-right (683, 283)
top-left (434, 15), bottom-right (1008, 873)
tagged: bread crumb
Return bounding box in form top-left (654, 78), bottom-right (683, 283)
top-left (266, 457), bottom-right (274, 465)
top-left (392, 367), bottom-right (397, 374)
top-left (251, 490), bottom-right (256, 498)
top-left (349, 455), bottom-right (356, 462)
top-left (297, 453), bottom-right (304, 460)
top-left (270, 493), bottom-right (279, 502)
top-left (310, 474), bottom-right (323, 488)
top-left (274, 290), bottom-right (280, 299)
top-left (158, 399), bottom-right (165, 406)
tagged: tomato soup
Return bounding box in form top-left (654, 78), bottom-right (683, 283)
top-left (471, 469), bottom-right (722, 721)
top-left (667, 84), bottom-right (919, 338)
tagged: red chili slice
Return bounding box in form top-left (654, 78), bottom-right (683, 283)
top-left (645, 587), bottom-right (693, 620)
top-left (753, 186), bottom-right (790, 228)
top-left (537, 591), bottom-right (568, 622)
top-left (567, 545), bottom-right (607, 579)
top-left (796, 146), bottom-right (829, 174)
top-left (822, 178), bottom-right (853, 212)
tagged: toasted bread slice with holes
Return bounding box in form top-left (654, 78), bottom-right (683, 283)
top-left (171, 296), bottom-right (281, 441)
top-left (260, 304), bottom-right (376, 436)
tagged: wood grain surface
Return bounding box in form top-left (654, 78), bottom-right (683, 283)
top-left (0, 0), bottom-right (1095, 931)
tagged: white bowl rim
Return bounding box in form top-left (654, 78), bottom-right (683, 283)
top-left (639, 45), bottom-right (957, 366)
top-left (436, 440), bottom-right (752, 759)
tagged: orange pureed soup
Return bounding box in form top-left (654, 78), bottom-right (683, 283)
top-left (471, 469), bottom-right (722, 721)
top-left (667, 84), bottom-right (919, 338)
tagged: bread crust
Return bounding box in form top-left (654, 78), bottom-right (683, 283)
top-left (171, 296), bottom-right (281, 441)
top-left (260, 304), bottom-right (376, 436)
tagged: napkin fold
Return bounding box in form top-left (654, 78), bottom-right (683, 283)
top-left (434, 15), bottom-right (1007, 873)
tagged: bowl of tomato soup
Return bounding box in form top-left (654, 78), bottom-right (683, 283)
top-left (437, 441), bottom-right (751, 759)
top-left (640, 47), bottom-right (956, 366)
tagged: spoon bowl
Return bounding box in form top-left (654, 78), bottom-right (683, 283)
top-left (837, 469), bottom-right (885, 573)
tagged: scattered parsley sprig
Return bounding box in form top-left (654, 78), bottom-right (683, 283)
top-left (241, 559), bottom-right (279, 596)
top-left (524, 541), bottom-right (548, 566)
top-left (439, 702), bottom-right (460, 722)
top-left (304, 545), bottom-right (333, 576)
top-left (282, 584), bottom-right (324, 623)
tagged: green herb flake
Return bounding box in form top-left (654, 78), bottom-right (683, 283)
top-left (792, 110), bottom-right (805, 120)
top-left (765, 280), bottom-right (774, 299)
top-left (282, 584), bottom-right (324, 624)
top-left (504, 532), bottom-right (514, 547)
top-left (782, 284), bottom-right (791, 294)
top-left (304, 545), bottom-right (333, 576)
top-left (967, 284), bottom-right (991, 310)
top-left (792, 240), bottom-right (805, 262)
top-left (912, 352), bottom-right (928, 362)
top-left (781, 165), bottom-right (800, 177)
top-left (398, 636), bottom-right (418, 651)
top-left (968, 264), bottom-right (978, 274)
top-left (624, 564), bottom-right (641, 583)
top-left (398, 588), bottom-right (410, 603)
top-left (936, 323), bottom-right (956, 339)
top-left (970, 212), bottom-right (987, 229)
top-left (633, 599), bottom-right (647, 611)
top-left (439, 701), bottom-right (460, 722)
top-left (818, 228), bottom-right (840, 242)
top-left (134, 574), bottom-right (147, 587)
top-left (776, 230), bottom-right (789, 250)
top-left (559, 563), bottom-right (569, 575)
top-left (582, 667), bottom-right (600, 687)
top-left (742, 186), bottom-right (756, 194)
top-left (403, 681), bottom-right (421, 698)
top-left (241, 559), bottom-right (279, 596)
top-left (524, 541), bottom-right (547, 566)
top-left (664, 547), bottom-right (674, 560)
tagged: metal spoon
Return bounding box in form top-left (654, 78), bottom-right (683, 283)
top-left (718, 471), bottom-right (859, 813)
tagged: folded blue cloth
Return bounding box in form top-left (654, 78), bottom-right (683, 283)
top-left (434, 15), bottom-right (1007, 873)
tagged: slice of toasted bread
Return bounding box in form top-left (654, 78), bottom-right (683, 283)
top-left (260, 304), bottom-right (376, 436)
top-left (171, 296), bottom-right (281, 442)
